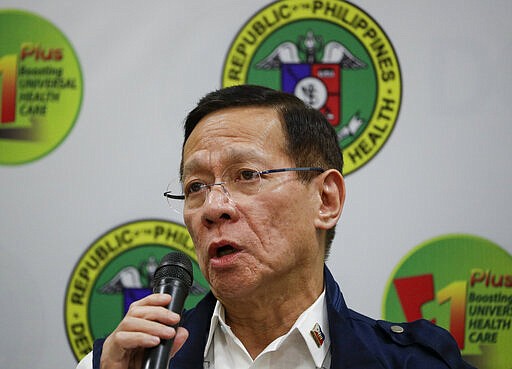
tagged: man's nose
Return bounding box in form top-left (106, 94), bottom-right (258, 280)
top-left (201, 183), bottom-right (238, 224)
top-left (204, 183), bottom-right (233, 207)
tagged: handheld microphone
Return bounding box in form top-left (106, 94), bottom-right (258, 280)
top-left (142, 251), bottom-right (193, 369)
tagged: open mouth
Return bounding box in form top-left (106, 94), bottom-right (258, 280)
top-left (216, 245), bottom-right (238, 257)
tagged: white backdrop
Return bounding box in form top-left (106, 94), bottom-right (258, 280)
top-left (0, 1), bottom-right (510, 368)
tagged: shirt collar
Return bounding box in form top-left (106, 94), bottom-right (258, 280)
top-left (203, 290), bottom-right (330, 368)
top-left (294, 290), bottom-right (330, 368)
top-left (203, 298), bottom-right (223, 358)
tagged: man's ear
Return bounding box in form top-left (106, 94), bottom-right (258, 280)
top-left (314, 169), bottom-right (345, 230)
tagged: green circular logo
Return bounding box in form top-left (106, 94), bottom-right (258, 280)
top-left (64, 219), bottom-right (210, 361)
top-left (0, 10), bottom-right (83, 165)
top-left (222, 0), bottom-right (401, 175)
top-left (383, 234), bottom-right (512, 369)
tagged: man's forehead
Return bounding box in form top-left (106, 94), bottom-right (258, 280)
top-left (182, 107), bottom-right (287, 165)
top-left (182, 146), bottom-right (267, 173)
top-left (194, 106), bottom-right (282, 136)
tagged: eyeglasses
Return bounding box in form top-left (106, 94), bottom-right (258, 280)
top-left (164, 167), bottom-right (324, 213)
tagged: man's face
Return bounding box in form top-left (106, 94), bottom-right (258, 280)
top-left (182, 107), bottom-right (325, 301)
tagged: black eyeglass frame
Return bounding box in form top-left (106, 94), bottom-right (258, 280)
top-left (163, 167), bottom-right (325, 201)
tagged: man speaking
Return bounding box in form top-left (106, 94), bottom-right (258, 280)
top-left (78, 85), bottom-right (474, 368)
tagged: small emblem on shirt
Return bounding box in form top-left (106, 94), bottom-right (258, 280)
top-left (310, 323), bottom-right (325, 347)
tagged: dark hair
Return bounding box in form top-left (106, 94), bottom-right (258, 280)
top-left (181, 85), bottom-right (343, 257)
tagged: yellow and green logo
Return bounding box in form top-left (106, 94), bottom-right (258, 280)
top-left (383, 234), bottom-right (512, 369)
top-left (64, 219), bottom-right (209, 361)
top-left (222, 0), bottom-right (401, 175)
top-left (0, 10), bottom-right (82, 164)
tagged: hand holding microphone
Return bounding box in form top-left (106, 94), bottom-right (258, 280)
top-left (101, 252), bottom-right (193, 369)
top-left (142, 252), bottom-right (193, 369)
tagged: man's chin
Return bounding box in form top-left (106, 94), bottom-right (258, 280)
top-left (209, 272), bottom-right (260, 301)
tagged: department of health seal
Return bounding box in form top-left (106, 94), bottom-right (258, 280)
top-left (222, 0), bottom-right (402, 175)
top-left (64, 219), bottom-right (209, 361)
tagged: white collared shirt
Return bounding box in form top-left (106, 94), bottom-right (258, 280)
top-left (76, 292), bottom-right (331, 369)
top-left (203, 291), bottom-right (331, 369)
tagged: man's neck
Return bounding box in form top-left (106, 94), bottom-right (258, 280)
top-left (221, 270), bottom-right (324, 359)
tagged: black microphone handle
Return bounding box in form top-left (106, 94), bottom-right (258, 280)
top-left (142, 278), bottom-right (189, 369)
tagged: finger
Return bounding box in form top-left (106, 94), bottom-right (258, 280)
top-left (101, 322), bottom-right (175, 365)
top-left (111, 330), bottom-right (162, 350)
top-left (119, 315), bottom-right (179, 339)
top-left (130, 293), bottom-right (172, 307)
top-left (101, 333), bottom-right (149, 365)
top-left (125, 304), bottom-right (181, 326)
top-left (170, 327), bottom-right (189, 358)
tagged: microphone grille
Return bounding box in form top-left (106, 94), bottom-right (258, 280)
top-left (153, 251), bottom-right (193, 288)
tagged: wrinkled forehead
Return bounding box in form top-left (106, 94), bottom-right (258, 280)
top-left (182, 147), bottom-right (266, 177)
top-left (181, 107), bottom-right (289, 175)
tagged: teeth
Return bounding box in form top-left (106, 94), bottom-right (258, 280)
top-left (217, 246), bottom-right (236, 257)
